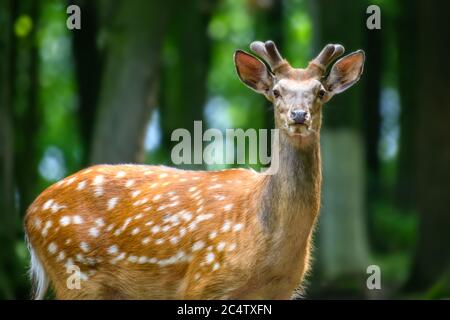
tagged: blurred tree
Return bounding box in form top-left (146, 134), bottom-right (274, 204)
top-left (72, 0), bottom-right (103, 166)
top-left (252, 0), bottom-right (283, 131)
top-left (13, 0), bottom-right (41, 216)
top-left (90, 0), bottom-right (174, 164)
top-left (395, 0), bottom-right (418, 211)
top-left (159, 0), bottom-right (216, 168)
top-left (0, 0), bottom-right (18, 299)
top-left (406, 0), bottom-right (450, 297)
top-left (362, 6), bottom-right (383, 248)
top-left (309, 0), bottom-right (370, 296)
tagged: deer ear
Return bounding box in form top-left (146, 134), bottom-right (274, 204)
top-left (234, 50), bottom-right (273, 94)
top-left (324, 50), bottom-right (365, 95)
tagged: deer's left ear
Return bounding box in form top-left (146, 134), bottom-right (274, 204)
top-left (324, 50), bottom-right (365, 96)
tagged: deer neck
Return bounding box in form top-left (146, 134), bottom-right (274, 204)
top-left (259, 132), bottom-right (322, 237)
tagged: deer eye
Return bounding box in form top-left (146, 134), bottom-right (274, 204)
top-left (273, 89), bottom-right (281, 98)
top-left (318, 88), bottom-right (326, 99)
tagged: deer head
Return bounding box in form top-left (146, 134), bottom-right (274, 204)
top-left (234, 40), bottom-right (365, 148)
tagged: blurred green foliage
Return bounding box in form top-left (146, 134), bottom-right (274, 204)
top-left (2, 0), bottom-right (441, 299)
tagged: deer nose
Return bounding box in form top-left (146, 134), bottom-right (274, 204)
top-left (290, 110), bottom-right (309, 125)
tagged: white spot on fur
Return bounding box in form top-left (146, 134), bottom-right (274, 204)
top-left (107, 245), bottom-right (118, 255)
top-left (56, 251), bottom-right (65, 262)
top-left (76, 180), bottom-right (87, 190)
top-left (196, 213), bottom-right (213, 222)
top-left (66, 177), bottom-right (76, 185)
top-left (209, 231), bottom-right (217, 239)
top-left (213, 262), bottom-right (220, 271)
top-left (159, 173), bottom-right (168, 179)
top-left (33, 218), bottom-right (42, 230)
top-left (89, 227), bottom-right (99, 238)
top-left (92, 175), bottom-right (104, 185)
top-left (41, 221), bottom-right (52, 236)
top-left (233, 223), bottom-right (243, 232)
top-left (64, 258), bottom-right (74, 270)
top-left (131, 190), bottom-right (141, 198)
top-left (138, 256), bottom-right (147, 264)
top-left (107, 197), bottom-right (119, 210)
top-left (80, 242), bottom-right (90, 253)
top-left (111, 252), bottom-right (126, 264)
top-left (60, 216), bottom-right (70, 227)
top-left (224, 204), bottom-right (233, 211)
top-left (133, 198), bottom-right (148, 206)
top-left (221, 220), bottom-right (231, 232)
top-left (95, 218), bottom-right (105, 227)
top-left (142, 237), bottom-right (150, 244)
top-left (217, 242), bottom-right (226, 252)
top-left (131, 227), bottom-right (140, 235)
top-left (125, 180), bottom-right (135, 188)
top-left (73, 215), bottom-right (83, 224)
top-left (43, 199), bottom-right (54, 210)
top-left (94, 186), bottom-right (104, 197)
top-left (157, 250), bottom-right (188, 266)
top-left (151, 225), bottom-right (161, 234)
top-left (192, 241), bottom-right (205, 252)
top-left (180, 211), bottom-right (192, 222)
top-left (50, 202), bottom-right (66, 213)
top-left (116, 171), bottom-right (126, 178)
top-left (228, 243), bottom-right (237, 251)
top-left (205, 252), bottom-right (215, 264)
top-left (152, 194), bottom-right (161, 201)
top-left (128, 255), bottom-right (138, 263)
top-left (187, 221), bottom-right (197, 231)
top-left (48, 242), bottom-right (57, 254)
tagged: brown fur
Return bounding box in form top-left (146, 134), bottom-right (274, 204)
top-left (24, 41), bottom-right (364, 299)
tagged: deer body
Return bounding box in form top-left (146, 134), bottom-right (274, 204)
top-left (25, 40), bottom-right (364, 299)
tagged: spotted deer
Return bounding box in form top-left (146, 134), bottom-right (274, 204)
top-left (24, 40), bottom-right (364, 299)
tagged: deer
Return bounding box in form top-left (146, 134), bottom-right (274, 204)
top-left (24, 40), bottom-right (364, 300)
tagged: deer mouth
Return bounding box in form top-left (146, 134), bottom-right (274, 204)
top-left (288, 124), bottom-right (311, 137)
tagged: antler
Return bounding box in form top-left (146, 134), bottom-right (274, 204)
top-left (309, 44), bottom-right (345, 76)
top-left (250, 40), bottom-right (290, 74)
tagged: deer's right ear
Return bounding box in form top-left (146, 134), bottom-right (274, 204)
top-left (234, 50), bottom-right (273, 94)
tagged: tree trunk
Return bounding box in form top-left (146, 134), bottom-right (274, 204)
top-left (363, 16), bottom-right (383, 249)
top-left (13, 0), bottom-right (41, 216)
top-left (72, 0), bottom-right (103, 166)
top-left (159, 0), bottom-right (215, 169)
top-left (90, 0), bottom-right (173, 164)
top-left (308, 0), bottom-right (370, 297)
top-left (406, 0), bottom-right (450, 297)
top-left (0, 0), bottom-right (19, 299)
top-left (395, 0), bottom-right (419, 211)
